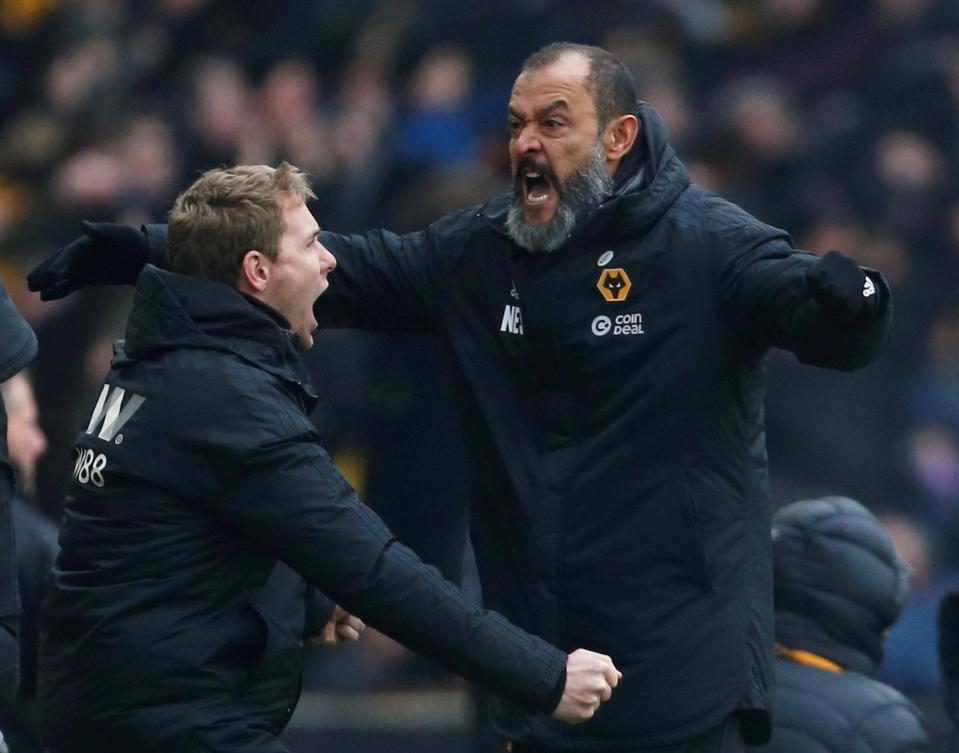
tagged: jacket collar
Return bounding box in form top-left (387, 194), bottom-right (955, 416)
top-left (119, 265), bottom-right (317, 406)
top-left (775, 643), bottom-right (843, 673)
top-left (774, 611), bottom-right (880, 676)
top-left (479, 101), bottom-right (689, 246)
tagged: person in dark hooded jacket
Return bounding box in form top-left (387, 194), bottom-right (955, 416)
top-left (0, 285), bottom-right (37, 667)
top-left (0, 279), bottom-right (35, 753)
top-left (751, 497), bottom-right (928, 753)
top-left (28, 43), bottom-right (892, 753)
top-left (0, 370), bottom-right (58, 753)
top-left (34, 163), bottom-right (621, 753)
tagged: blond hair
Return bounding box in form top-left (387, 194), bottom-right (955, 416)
top-left (168, 162), bottom-right (316, 285)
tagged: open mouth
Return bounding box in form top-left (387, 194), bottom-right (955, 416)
top-left (515, 161), bottom-right (558, 210)
top-left (524, 169), bottom-right (554, 206)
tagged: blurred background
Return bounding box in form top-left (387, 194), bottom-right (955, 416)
top-left (0, 0), bottom-right (958, 750)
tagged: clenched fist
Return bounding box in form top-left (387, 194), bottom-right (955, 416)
top-left (552, 649), bottom-right (621, 724)
top-left (311, 605), bottom-right (366, 647)
top-left (806, 249), bottom-right (880, 326)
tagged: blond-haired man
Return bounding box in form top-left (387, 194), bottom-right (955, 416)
top-left (37, 163), bottom-right (619, 753)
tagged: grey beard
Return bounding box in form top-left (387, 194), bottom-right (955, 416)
top-left (506, 143), bottom-right (612, 253)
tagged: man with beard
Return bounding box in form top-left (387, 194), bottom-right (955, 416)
top-left (29, 43), bottom-right (892, 753)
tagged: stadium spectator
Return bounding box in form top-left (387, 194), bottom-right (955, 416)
top-left (0, 371), bottom-right (57, 753)
top-left (877, 513), bottom-right (959, 696)
top-left (0, 277), bottom-right (38, 753)
top-left (750, 496), bottom-right (928, 753)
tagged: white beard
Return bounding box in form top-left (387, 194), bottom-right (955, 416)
top-left (506, 142), bottom-right (612, 253)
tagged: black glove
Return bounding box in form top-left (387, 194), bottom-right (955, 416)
top-left (940, 589), bottom-right (959, 726)
top-left (27, 221), bottom-right (150, 301)
top-left (805, 249), bottom-right (881, 326)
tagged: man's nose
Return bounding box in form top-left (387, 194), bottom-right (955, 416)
top-left (320, 245), bottom-right (337, 272)
top-left (515, 124), bottom-right (542, 154)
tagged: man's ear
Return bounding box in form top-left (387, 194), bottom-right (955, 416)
top-left (237, 250), bottom-right (270, 294)
top-left (603, 113), bottom-right (639, 163)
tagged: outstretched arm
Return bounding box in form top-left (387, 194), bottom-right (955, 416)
top-left (314, 228), bottom-right (445, 332)
top-left (194, 383), bottom-right (617, 720)
top-left (721, 234), bottom-right (891, 371)
top-left (27, 220), bottom-right (452, 334)
top-left (219, 435), bottom-right (617, 718)
top-left (311, 203), bottom-right (481, 332)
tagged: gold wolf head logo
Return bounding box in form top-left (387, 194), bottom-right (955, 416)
top-left (597, 268), bottom-right (632, 302)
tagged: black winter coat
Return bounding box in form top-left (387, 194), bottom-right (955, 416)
top-left (757, 657), bottom-right (927, 753)
top-left (0, 497), bottom-right (59, 752)
top-left (38, 267), bottom-right (565, 753)
top-left (310, 103), bottom-right (892, 749)
top-left (752, 496), bottom-right (928, 753)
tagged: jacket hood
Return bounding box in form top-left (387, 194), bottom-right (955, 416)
top-left (480, 101), bottom-right (689, 243)
top-left (120, 265), bottom-right (316, 404)
top-left (772, 496), bottom-right (910, 675)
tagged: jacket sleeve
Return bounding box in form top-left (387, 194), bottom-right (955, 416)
top-left (152, 218), bottom-right (454, 332)
top-left (718, 229), bottom-right (891, 371)
top-left (143, 224), bottom-right (171, 269)
top-left (201, 389), bottom-right (565, 713)
top-left (315, 208), bottom-right (475, 332)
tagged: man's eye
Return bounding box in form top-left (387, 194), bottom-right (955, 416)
top-left (544, 119), bottom-right (562, 129)
top-left (508, 120), bottom-right (521, 132)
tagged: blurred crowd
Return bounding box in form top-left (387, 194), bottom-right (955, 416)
top-left (1, 0), bottom-right (958, 709)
